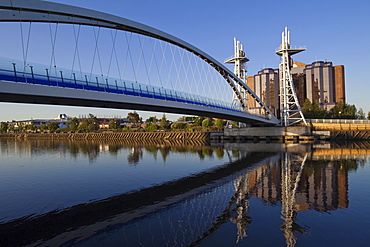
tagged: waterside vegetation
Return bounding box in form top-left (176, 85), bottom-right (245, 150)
top-left (0, 111), bottom-right (227, 134)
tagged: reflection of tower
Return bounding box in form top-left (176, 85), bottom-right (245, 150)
top-left (280, 152), bottom-right (307, 247)
top-left (276, 27), bottom-right (307, 126)
top-left (230, 174), bottom-right (252, 243)
top-left (225, 38), bottom-right (249, 109)
top-left (187, 154), bottom-right (256, 246)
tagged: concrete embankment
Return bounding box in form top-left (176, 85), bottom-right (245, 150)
top-left (221, 126), bottom-right (370, 141)
top-left (221, 126), bottom-right (319, 142)
top-left (310, 122), bottom-right (370, 140)
top-left (0, 132), bottom-right (211, 140)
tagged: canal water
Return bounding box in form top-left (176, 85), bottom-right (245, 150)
top-left (0, 138), bottom-right (369, 246)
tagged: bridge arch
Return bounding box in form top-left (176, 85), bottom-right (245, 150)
top-left (0, 0), bottom-right (278, 124)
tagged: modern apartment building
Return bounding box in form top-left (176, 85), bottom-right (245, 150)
top-left (247, 61), bottom-right (345, 114)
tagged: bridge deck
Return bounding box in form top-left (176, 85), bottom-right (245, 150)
top-left (0, 80), bottom-right (278, 125)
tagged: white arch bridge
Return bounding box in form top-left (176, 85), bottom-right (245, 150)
top-left (0, 0), bottom-right (279, 125)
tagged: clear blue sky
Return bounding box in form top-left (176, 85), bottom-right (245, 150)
top-left (1, 0), bottom-right (369, 121)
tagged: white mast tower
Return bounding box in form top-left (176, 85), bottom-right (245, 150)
top-left (276, 27), bottom-right (307, 126)
top-left (225, 38), bottom-right (249, 109)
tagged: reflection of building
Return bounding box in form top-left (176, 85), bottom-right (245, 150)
top-left (247, 159), bottom-right (349, 212)
top-left (247, 61), bottom-right (345, 113)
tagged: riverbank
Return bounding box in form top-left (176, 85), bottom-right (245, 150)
top-left (1, 128), bottom-right (369, 141)
top-left (0, 131), bottom-right (211, 140)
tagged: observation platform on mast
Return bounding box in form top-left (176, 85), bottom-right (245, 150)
top-left (224, 38), bottom-right (250, 64)
top-left (276, 45), bottom-right (306, 56)
top-left (224, 53), bottom-right (249, 64)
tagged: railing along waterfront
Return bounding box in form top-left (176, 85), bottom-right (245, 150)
top-left (308, 119), bottom-right (370, 124)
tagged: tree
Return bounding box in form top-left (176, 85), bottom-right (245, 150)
top-left (78, 119), bottom-right (89, 132)
top-left (368, 111), bottom-right (370, 120)
top-left (109, 119), bottom-right (120, 129)
top-left (0, 122), bottom-right (8, 133)
top-left (47, 122), bottom-right (59, 132)
top-left (39, 124), bottom-right (48, 132)
top-left (215, 119), bottom-right (224, 128)
top-left (302, 99), bottom-right (328, 119)
top-left (145, 123), bottom-right (159, 131)
top-left (127, 111), bottom-right (142, 127)
top-left (25, 122), bottom-right (37, 132)
top-left (171, 122), bottom-right (187, 130)
top-left (7, 124), bottom-right (15, 133)
top-left (177, 116), bottom-right (196, 122)
top-left (69, 117), bottom-right (79, 131)
top-left (302, 98), bottom-right (312, 112)
top-left (78, 114), bottom-right (99, 132)
top-left (193, 116), bottom-right (205, 126)
top-left (202, 117), bottom-right (213, 128)
top-left (160, 113), bottom-right (169, 129)
top-left (357, 108), bottom-right (365, 119)
top-left (88, 114), bottom-right (100, 131)
top-left (145, 116), bottom-right (159, 123)
top-left (330, 102), bottom-right (357, 119)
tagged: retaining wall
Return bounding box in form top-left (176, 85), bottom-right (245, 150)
top-left (224, 126), bottom-right (312, 137)
top-left (0, 132), bottom-right (210, 140)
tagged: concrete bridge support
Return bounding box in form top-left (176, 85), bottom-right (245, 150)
top-left (223, 126), bottom-right (317, 142)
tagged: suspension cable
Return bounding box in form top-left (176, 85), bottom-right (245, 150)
top-left (48, 22), bottom-right (59, 75)
top-left (158, 41), bottom-right (167, 89)
top-left (19, 21), bottom-right (32, 72)
top-left (137, 34), bottom-right (151, 86)
top-left (178, 47), bottom-right (191, 95)
top-left (72, 24), bottom-right (83, 79)
top-left (187, 51), bottom-right (200, 100)
top-left (124, 31), bottom-right (137, 83)
top-left (107, 29), bottom-right (121, 83)
top-left (107, 29), bottom-right (114, 78)
top-left (89, 26), bottom-right (103, 81)
top-left (169, 44), bottom-right (183, 93)
top-left (149, 37), bottom-right (161, 87)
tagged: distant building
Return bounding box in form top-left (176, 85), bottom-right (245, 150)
top-left (7, 114), bottom-right (71, 130)
top-left (97, 117), bottom-right (128, 129)
top-left (247, 68), bottom-right (279, 115)
top-left (292, 61), bottom-right (345, 109)
top-left (247, 61), bottom-right (345, 114)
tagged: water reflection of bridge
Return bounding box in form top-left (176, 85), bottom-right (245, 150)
top-left (187, 150), bottom-right (356, 246)
top-left (0, 139), bottom-right (368, 246)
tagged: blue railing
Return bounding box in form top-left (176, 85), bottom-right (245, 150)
top-left (0, 58), bottom-right (270, 119)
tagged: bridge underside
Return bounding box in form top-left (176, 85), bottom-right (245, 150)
top-left (0, 81), bottom-right (277, 125)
